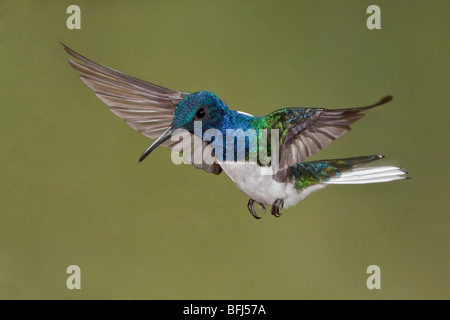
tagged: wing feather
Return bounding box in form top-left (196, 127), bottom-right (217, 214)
top-left (270, 96), bottom-right (393, 181)
top-left (63, 44), bottom-right (222, 175)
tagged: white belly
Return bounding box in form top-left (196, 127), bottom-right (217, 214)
top-left (218, 162), bottom-right (326, 208)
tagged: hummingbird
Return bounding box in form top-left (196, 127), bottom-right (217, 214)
top-left (63, 44), bottom-right (408, 219)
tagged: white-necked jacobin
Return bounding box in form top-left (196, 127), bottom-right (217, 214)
top-left (63, 44), bottom-right (408, 219)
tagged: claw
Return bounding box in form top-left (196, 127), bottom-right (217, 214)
top-left (247, 199), bottom-right (266, 219)
top-left (271, 199), bottom-right (284, 218)
top-left (256, 201), bottom-right (266, 213)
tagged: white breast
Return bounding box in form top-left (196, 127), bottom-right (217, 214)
top-left (218, 161), bottom-right (326, 208)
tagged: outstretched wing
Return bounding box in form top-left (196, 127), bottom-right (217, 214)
top-left (63, 44), bottom-right (222, 175)
top-left (270, 96), bottom-right (393, 182)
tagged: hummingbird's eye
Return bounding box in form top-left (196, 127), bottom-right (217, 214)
top-left (195, 107), bottom-right (206, 119)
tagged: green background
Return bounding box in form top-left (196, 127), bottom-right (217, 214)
top-left (1, 0), bottom-right (449, 299)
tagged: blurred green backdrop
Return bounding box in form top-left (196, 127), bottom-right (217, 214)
top-left (0, 0), bottom-right (449, 299)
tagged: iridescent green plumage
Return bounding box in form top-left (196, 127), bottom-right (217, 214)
top-left (249, 107), bottom-right (319, 164)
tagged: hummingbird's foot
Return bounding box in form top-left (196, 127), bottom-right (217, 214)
top-left (256, 201), bottom-right (266, 212)
top-left (271, 199), bottom-right (284, 218)
top-left (247, 199), bottom-right (266, 219)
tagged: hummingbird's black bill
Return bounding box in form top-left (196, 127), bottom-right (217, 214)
top-left (138, 125), bottom-right (175, 163)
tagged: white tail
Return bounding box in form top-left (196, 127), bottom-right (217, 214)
top-left (325, 166), bottom-right (408, 184)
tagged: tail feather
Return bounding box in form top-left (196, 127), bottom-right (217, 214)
top-left (288, 154), bottom-right (408, 190)
top-left (325, 166), bottom-right (407, 184)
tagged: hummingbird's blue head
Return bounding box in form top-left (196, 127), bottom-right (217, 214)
top-left (172, 91), bottom-right (228, 132)
top-left (138, 91), bottom-right (229, 162)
